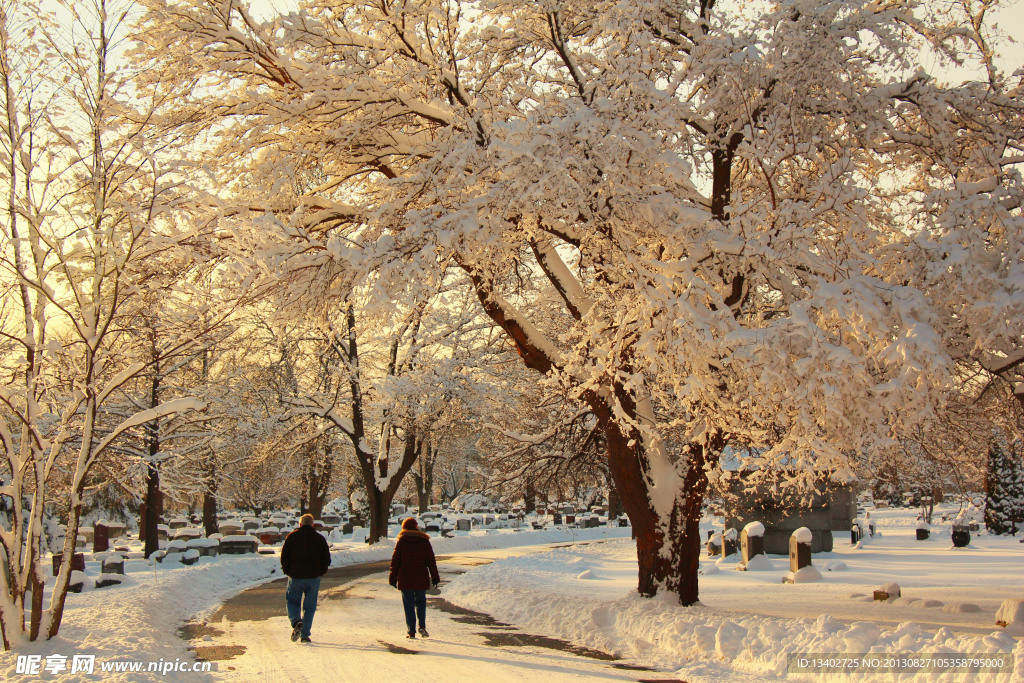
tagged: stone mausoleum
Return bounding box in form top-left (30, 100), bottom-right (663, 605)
top-left (721, 474), bottom-right (857, 554)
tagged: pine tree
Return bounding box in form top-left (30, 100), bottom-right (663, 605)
top-left (985, 443), bottom-right (1024, 535)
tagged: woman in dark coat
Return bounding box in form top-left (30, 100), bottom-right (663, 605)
top-left (389, 517), bottom-right (440, 638)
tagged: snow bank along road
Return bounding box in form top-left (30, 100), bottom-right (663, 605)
top-left (187, 544), bottom-right (679, 682)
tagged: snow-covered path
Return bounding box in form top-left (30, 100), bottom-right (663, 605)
top-left (196, 547), bottom-right (665, 682)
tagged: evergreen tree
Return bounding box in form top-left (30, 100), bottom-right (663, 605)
top-left (985, 443), bottom-right (1024, 535)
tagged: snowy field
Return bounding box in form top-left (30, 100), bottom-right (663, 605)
top-left (443, 506), bottom-right (1024, 682)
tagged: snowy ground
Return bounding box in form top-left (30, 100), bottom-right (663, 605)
top-left (3, 506), bottom-right (1022, 682)
top-left (443, 507), bottom-right (1024, 682)
top-left (201, 545), bottom-right (650, 682)
top-left (0, 526), bottom-right (630, 681)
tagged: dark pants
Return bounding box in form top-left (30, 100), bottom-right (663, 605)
top-left (401, 589), bottom-right (427, 634)
top-left (286, 577), bottom-right (321, 638)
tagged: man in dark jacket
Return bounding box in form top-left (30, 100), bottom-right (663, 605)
top-left (280, 514), bottom-right (331, 643)
top-left (389, 517), bottom-right (440, 639)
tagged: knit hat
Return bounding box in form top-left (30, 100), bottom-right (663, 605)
top-left (401, 517), bottom-right (419, 530)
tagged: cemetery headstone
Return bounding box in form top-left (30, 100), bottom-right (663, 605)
top-left (788, 527), bottom-right (812, 572)
top-left (68, 571), bottom-right (86, 593)
top-left (456, 519), bottom-right (472, 532)
top-left (873, 582), bottom-right (901, 601)
top-left (101, 556), bottom-right (125, 575)
top-left (723, 528), bottom-right (738, 556)
top-left (219, 535), bottom-right (258, 555)
top-left (161, 540), bottom-right (188, 562)
top-left (93, 524), bottom-right (110, 553)
top-left (52, 553), bottom-right (86, 576)
top-left (951, 525), bottom-right (971, 547)
top-left (739, 521), bottom-right (765, 570)
top-left (101, 521), bottom-right (126, 540)
top-left (916, 520), bottom-right (930, 540)
top-left (95, 574), bottom-right (123, 589)
top-left (187, 538), bottom-right (220, 558)
top-left (783, 527), bottom-right (822, 583)
top-left (553, 513), bottom-right (563, 525)
top-left (851, 523), bottom-right (861, 545)
top-left (173, 528), bottom-right (203, 542)
top-left (706, 532), bottom-right (722, 557)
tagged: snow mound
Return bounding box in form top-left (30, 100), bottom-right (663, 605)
top-left (699, 564), bottom-right (721, 575)
top-left (824, 560), bottom-right (847, 571)
top-left (715, 620), bottom-right (746, 659)
top-left (784, 566), bottom-right (823, 583)
top-left (996, 599), bottom-right (1024, 630)
top-left (741, 554), bottom-right (775, 571)
top-left (892, 597), bottom-right (923, 607)
top-left (577, 569), bottom-right (605, 581)
top-left (879, 582), bottom-right (901, 598)
top-left (843, 621), bottom-right (881, 651)
top-left (943, 602), bottom-right (981, 613)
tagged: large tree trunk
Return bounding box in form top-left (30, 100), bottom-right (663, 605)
top-left (594, 396), bottom-right (716, 605)
top-left (524, 480), bottom-right (536, 514)
top-left (412, 441), bottom-right (434, 513)
top-left (202, 489), bottom-right (218, 538)
top-left (464, 261), bottom-right (717, 604)
top-left (607, 478), bottom-right (624, 519)
top-left (365, 487), bottom-right (390, 543)
top-left (143, 353), bottom-right (162, 558)
top-left (142, 463), bottom-right (161, 558)
top-left (307, 454), bottom-right (331, 521)
top-left (413, 472), bottom-right (429, 513)
top-left (362, 432), bottom-right (420, 543)
top-left (300, 444), bottom-right (332, 520)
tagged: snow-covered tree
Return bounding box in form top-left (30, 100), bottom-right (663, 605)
top-left (143, 0), bottom-right (1023, 605)
top-left (985, 440), bottom-right (1024, 534)
top-left (0, 0), bottom-right (209, 646)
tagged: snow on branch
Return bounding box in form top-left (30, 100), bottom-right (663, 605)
top-left (980, 349), bottom-right (1024, 375)
top-left (91, 398), bottom-right (207, 462)
top-left (955, 176), bottom-right (999, 196)
top-left (531, 236), bottom-right (593, 320)
top-left (280, 398), bottom-right (364, 448)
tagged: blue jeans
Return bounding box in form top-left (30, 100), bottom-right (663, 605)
top-left (401, 589), bottom-right (427, 634)
top-left (286, 577), bottom-right (321, 638)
